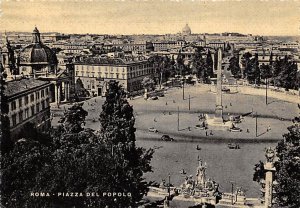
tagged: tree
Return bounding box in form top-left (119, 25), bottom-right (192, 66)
top-left (246, 53), bottom-right (260, 85)
top-left (0, 71), bottom-right (13, 153)
top-left (205, 50), bottom-right (214, 79)
top-left (1, 90), bottom-right (154, 208)
top-left (98, 81), bottom-right (154, 207)
top-left (141, 76), bottom-right (155, 89)
top-left (75, 78), bottom-right (89, 99)
top-left (254, 106), bottom-right (300, 208)
top-left (274, 122), bottom-right (300, 207)
top-left (191, 47), bottom-right (206, 80)
top-left (229, 56), bottom-right (241, 78)
top-left (241, 52), bottom-right (252, 78)
top-left (260, 64), bottom-right (272, 80)
top-left (1, 138), bottom-right (54, 208)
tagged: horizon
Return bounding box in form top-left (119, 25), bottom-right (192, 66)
top-left (1, 0), bottom-right (300, 36)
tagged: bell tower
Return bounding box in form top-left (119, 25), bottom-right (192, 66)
top-left (32, 26), bottom-right (41, 43)
top-left (1, 33), bottom-right (16, 77)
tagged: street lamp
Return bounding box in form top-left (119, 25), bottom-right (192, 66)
top-left (265, 78), bottom-right (268, 105)
top-left (188, 94), bottom-right (191, 111)
top-left (168, 173), bottom-right (171, 198)
top-left (177, 106), bottom-right (180, 131)
top-left (182, 78), bottom-right (185, 100)
top-left (230, 181), bottom-right (235, 205)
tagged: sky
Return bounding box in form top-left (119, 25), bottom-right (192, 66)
top-left (1, 0), bottom-right (300, 36)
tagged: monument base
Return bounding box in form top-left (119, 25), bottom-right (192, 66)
top-left (205, 114), bottom-right (231, 130)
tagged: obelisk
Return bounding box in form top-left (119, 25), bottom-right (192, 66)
top-left (214, 48), bottom-right (223, 123)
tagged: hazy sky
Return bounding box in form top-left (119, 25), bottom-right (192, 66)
top-left (1, 0), bottom-right (300, 36)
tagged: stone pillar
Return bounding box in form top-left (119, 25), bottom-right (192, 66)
top-left (264, 147), bottom-right (276, 208)
top-left (57, 84), bottom-right (61, 105)
top-left (54, 84), bottom-right (58, 104)
top-left (66, 82), bottom-right (70, 101)
top-left (214, 48), bottom-right (223, 123)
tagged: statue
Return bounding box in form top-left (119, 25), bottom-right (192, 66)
top-left (196, 157), bottom-right (207, 187)
top-left (265, 147), bottom-right (275, 163)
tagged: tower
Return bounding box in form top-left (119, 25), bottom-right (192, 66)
top-left (1, 33), bottom-right (16, 77)
top-left (214, 48), bottom-right (223, 123)
top-left (32, 26), bottom-right (41, 43)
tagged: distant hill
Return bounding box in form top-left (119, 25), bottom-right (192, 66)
top-left (266, 36), bottom-right (300, 42)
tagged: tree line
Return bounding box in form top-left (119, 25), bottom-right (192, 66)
top-left (148, 47), bottom-right (215, 85)
top-left (230, 52), bottom-right (300, 91)
top-left (1, 81), bottom-right (154, 208)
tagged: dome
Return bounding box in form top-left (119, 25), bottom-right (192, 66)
top-left (19, 44), bottom-right (57, 65)
top-left (182, 24), bottom-right (192, 36)
top-left (19, 27), bottom-right (58, 65)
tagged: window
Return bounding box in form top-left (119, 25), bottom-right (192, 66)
top-left (36, 91), bottom-right (40, 100)
top-left (36, 103), bottom-right (40, 112)
top-left (31, 106), bottom-right (35, 115)
top-left (11, 101), bottom-right (17, 110)
top-left (25, 108), bottom-right (29, 119)
top-left (116, 73), bottom-right (119, 79)
top-left (46, 88), bottom-right (49, 95)
top-left (30, 94), bottom-right (34, 102)
top-left (19, 111), bottom-right (23, 122)
top-left (19, 98), bottom-right (22, 107)
top-left (12, 114), bottom-right (17, 126)
top-left (41, 90), bottom-right (45, 98)
top-left (25, 96), bottom-right (29, 105)
top-left (41, 101), bottom-right (45, 110)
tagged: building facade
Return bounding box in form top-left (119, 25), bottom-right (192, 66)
top-left (3, 78), bottom-right (51, 140)
top-left (74, 56), bottom-right (154, 96)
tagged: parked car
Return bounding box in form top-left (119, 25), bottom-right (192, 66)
top-left (222, 87), bottom-right (230, 93)
top-left (229, 127), bottom-right (242, 132)
top-left (161, 135), bottom-right (174, 141)
top-left (228, 143), bottom-right (240, 149)
top-left (148, 96), bottom-right (158, 100)
top-left (148, 127), bottom-right (158, 133)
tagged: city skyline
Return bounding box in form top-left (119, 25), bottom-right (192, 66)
top-left (1, 0), bottom-right (300, 36)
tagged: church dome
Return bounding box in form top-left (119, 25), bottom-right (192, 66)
top-left (182, 24), bottom-right (191, 36)
top-left (19, 27), bottom-right (57, 65)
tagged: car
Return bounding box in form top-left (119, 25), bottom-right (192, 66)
top-left (148, 127), bottom-right (158, 133)
top-left (222, 87), bottom-right (230, 93)
top-left (148, 96), bottom-right (158, 100)
top-left (228, 143), bottom-right (240, 149)
top-left (229, 127), bottom-right (242, 132)
top-left (161, 135), bottom-right (174, 141)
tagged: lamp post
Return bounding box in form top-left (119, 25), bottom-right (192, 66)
top-left (256, 112), bottom-right (258, 137)
top-left (230, 181), bottom-right (235, 205)
top-left (182, 79), bottom-right (185, 100)
top-left (177, 106), bottom-right (180, 131)
top-left (188, 94), bottom-right (191, 111)
top-left (168, 173), bottom-right (171, 198)
top-left (265, 78), bottom-right (268, 105)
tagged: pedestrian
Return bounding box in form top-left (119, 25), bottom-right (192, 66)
top-left (247, 128), bottom-right (249, 133)
top-left (173, 100), bottom-right (175, 103)
top-left (230, 102), bottom-right (232, 106)
top-left (210, 130), bottom-right (213, 135)
top-left (206, 131), bottom-right (208, 136)
top-left (166, 102), bottom-right (168, 105)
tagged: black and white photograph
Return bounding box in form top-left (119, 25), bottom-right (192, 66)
top-left (0, 0), bottom-right (300, 207)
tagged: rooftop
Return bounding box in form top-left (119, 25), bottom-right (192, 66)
top-left (75, 56), bottom-right (149, 65)
top-left (4, 78), bottom-right (50, 97)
